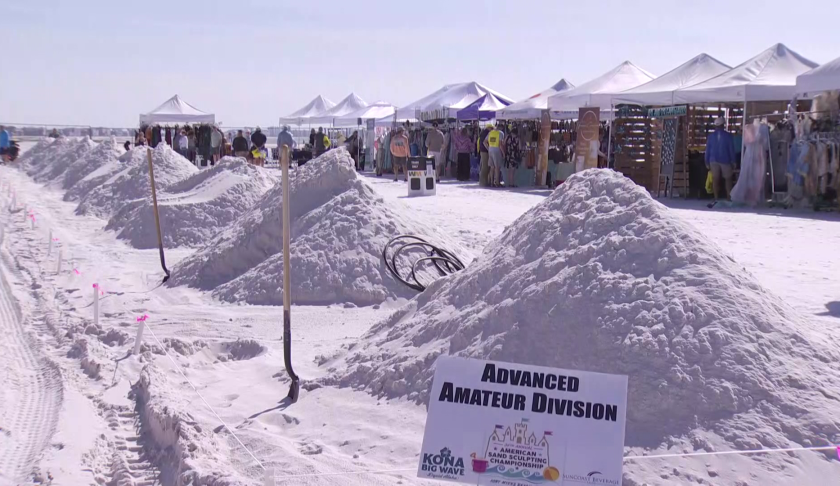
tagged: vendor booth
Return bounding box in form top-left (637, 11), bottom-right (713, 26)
top-left (660, 43), bottom-right (818, 200)
top-left (139, 95), bottom-right (215, 125)
top-left (788, 55), bottom-right (840, 210)
top-left (610, 53), bottom-right (731, 193)
top-left (138, 95), bottom-right (218, 164)
top-left (545, 61), bottom-right (656, 183)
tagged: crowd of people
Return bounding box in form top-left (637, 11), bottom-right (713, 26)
top-left (379, 121), bottom-right (521, 187)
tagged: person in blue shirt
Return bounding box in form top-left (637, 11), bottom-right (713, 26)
top-left (0, 126), bottom-right (10, 163)
top-left (705, 117), bottom-right (736, 201)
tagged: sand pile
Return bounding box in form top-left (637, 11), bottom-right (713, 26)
top-left (76, 144), bottom-right (198, 218)
top-left (60, 137), bottom-right (124, 190)
top-left (64, 143), bottom-right (133, 202)
top-left (333, 170), bottom-right (840, 473)
top-left (169, 148), bottom-right (468, 306)
top-left (17, 138), bottom-right (57, 173)
top-left (33, 137), bottom-right (98, 184)
top-left (105, 157), bottom-right (279, 249)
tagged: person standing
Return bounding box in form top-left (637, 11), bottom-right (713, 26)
top-left (454, 127), bottom-right (473, 181)
top-left (425, 122), bottom-right (445, 183)
top-left (136, 131), bottom-right (146, 147)
top-left (309, 128), bottom-right (316, 147)
top-left (250, 127), bottom-right (268, 166)
top-left (390, 127), bottom-right (410, 182)
top-left (277, 125), bottom-right (295, 159)
top-left (705, 117), bottom-right (736, 203)
top-left (346, 130), bottom-right (360, 169)
top-left (210, 127), bottom-right (223, 164)
top-left (484, 123), bottom-right (505, 187)
top-left (478, 125), bottom-right (491, 186)
top-left (314, 127), bottom-right (328, 156)
top-left (0, 126), bottom-right (10, 163)
top-left (177, 130), bottom-right (190, 160)
top-left (233, 130), bottom-right (250, 158)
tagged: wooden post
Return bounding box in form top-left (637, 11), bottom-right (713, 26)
top-left (281, 144), bottom-right (300, 402)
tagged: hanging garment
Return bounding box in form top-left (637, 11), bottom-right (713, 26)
top-left (731, 123), bottom-right (769, 206)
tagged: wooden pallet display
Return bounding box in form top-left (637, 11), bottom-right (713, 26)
top-left (613, 104), bottom-right (657, 191)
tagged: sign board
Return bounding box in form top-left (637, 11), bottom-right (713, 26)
top-left (574, 108), bottom-right (600, 172)
top-left (647, 105), bottom-right (687, 118)
top-left (418, 356), bottom-right (627, 486)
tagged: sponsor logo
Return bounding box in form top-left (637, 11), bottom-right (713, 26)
top-left (563, 470), bottom-right (620, 485)
top-left (420, 447), bottom-right (466, 480)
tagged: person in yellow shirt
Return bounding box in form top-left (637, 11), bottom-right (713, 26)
top-left (483, 123), bottom-right (505, 187)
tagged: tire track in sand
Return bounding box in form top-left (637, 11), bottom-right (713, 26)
top-left (0, 218), bottom-right (63, 484)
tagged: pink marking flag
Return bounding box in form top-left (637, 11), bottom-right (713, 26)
top-left (136, 314), bottom-right (149, 322)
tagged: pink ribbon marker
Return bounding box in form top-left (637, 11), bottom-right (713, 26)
top-left (52, 237), bottom-right (59, 242)
top-left (136, 314), bottom-right (149, 322)
top-left (73, 269), bottom-right (81, 275)
top-left (837, 446), bottom-right (839, 461)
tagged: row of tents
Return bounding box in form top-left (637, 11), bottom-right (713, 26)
top-left (138, 43), bottom-right (840, 129)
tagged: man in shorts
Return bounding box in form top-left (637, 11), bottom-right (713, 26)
top-left (484, 123), bottom-right (505, 187)
top-left (705, 117), bottom-right (736, 202)
top-left (390, 127), bottom-right (410, 182)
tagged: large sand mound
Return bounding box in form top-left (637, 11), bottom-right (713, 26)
top-left (17, 138), bottom-right (58, 173)
top-left (332, 169), bottom-right (840, 481)
top-left (105, 157), bottom-right (279, 249)
top-left (76, 144), bottom-right (198, 218)
top-left (24, 137), bottom-right (96, 184)
top-left (64, 145), bottom-right (140, 202)
top-left (169, 148), bottom-right (469, 306)
top-left (60, 137), bottom-right (125, 190)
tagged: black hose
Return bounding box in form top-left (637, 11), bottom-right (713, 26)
top-left (383, 235), bottom-right (465, 292)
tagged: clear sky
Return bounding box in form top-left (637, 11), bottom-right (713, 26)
top-left (2, 0), bottom-right (839, 128)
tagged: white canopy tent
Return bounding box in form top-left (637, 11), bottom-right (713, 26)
top-left (612, 53), bottom-right (731, 106)
top-left (375, 81), bottom-right (513, 126)
top-left (139, 95), bottom-right (215, 125)
top-left (673, 43), bottom-right (818, 103)
top-left (496, 79), bottom-right (575, 120)
top-left (278, 95), bottom-right (336, 126)
top-left (796, 55), bottom-right (840, 97)
top-left (548, 61), bottom-right (656, 114)
top-left (333, 101), bottom-right (397, 128)
top-left (321, 93), bottom-right (368, 120)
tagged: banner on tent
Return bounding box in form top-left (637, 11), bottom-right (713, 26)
top-left (575, 108), bottom-right (601, 172)
top-left (648, 105), bottom-right (687, 118)
top-left (418, 356), bottom-right (627, 486)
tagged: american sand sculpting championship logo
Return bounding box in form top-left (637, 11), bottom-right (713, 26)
top-left (421, 447), bottom-right (466, 480)
top-left (471, 420), bottom-right (560, 483)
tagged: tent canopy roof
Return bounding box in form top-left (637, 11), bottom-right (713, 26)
top-left (613, 53), bottom-right (731, 106)
top-left (674, 43), bottom-right (819, 103)
top-left (796, 55), bottom-right (840, 96)
top-left (548, 61), bottom-right (656, 111)
top-left (323, 93), bottom-right (368, 117)
top-left (139, 94), bottom-right (215, 125)
top-left (332, 101), bottom-right (397, 127)
top-left (496, 79), bottom-right (576, 120)
top-left (279, 95), bottom-right (336, 124)
top-left (456, 93), bottom-right (512, 121)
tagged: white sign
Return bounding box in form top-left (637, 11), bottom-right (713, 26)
top-left (418, 356), bottom-right (627, 486)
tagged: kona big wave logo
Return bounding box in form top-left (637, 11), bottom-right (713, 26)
top-left (421, 447), bottom-right (466, 479)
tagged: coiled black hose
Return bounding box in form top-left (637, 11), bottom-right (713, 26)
top-left (383, 235), bottom-right (465, 292)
